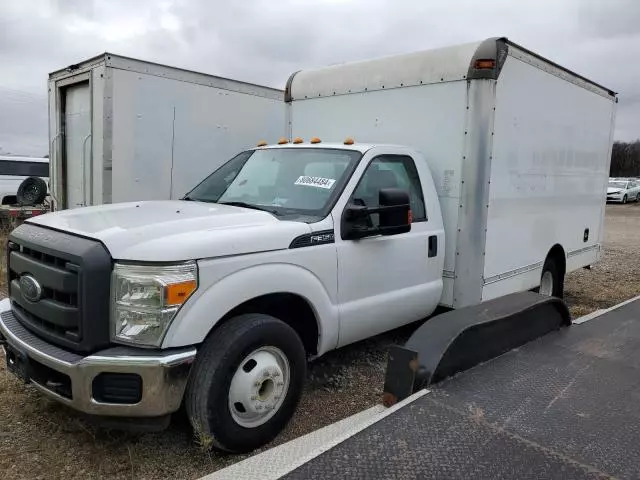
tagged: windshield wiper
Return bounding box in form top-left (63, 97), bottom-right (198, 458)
top-left (181, 196), bottom-right (218, 203)
top-left (219, 201), bottom-right (280, 215)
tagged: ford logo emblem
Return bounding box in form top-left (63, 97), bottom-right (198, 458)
top-left (20, 275), bottom-right (43, 303)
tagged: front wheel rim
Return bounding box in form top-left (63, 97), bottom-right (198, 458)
top-left (540, 271), bottom-right (554, 296)
top-left (228, 346), bottom-right (290, 428)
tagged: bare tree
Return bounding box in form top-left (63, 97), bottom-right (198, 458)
top-left (610, 141), bottom-right (640, 177)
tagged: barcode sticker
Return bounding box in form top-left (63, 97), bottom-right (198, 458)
top-left (294, 176), bottom-right (336, 189)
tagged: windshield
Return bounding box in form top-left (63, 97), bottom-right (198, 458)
top-left (185, 148), bottom-right (362, 219)
top-left (609, 181), bottom-right (627, 189)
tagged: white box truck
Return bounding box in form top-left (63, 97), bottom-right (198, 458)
top-left (1, 37), bottom-right (616, 453)
top-left (47, 53), bottom-right (285, 209)
top-left (285, 37), bottom-right (617, 308)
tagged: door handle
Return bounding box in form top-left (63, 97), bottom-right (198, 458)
top-left (81, 133), bottom-right (92, 206)
top-left (428, 235), bottom-right (437, 258)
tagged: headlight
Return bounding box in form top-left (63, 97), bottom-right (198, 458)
top-left (111, 262), bottom-right (198, 346)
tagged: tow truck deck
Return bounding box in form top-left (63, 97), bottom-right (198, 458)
top-left (211, 295), bottom-right (640, 479)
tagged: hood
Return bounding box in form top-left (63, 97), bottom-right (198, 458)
top-left (28, 201), bottom-right (311, 261)
top-left (607, 187), bottom-right (623, 194)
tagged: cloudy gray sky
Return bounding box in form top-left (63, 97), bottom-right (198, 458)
top-left (1, 0), bottom-right (638, 156)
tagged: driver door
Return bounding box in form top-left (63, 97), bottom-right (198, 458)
top-left (334, 151), bottom-right (443, 348)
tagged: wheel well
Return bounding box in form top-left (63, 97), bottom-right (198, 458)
top-left (546, 244), bottom-right (566, 276)
top-left (221, 293), bottom-right (319, 356)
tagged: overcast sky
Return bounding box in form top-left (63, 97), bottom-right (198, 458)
top-left (1, 0), bottom-right (638, 156)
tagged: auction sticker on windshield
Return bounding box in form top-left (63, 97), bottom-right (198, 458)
top-left (294, 176), bottom-right (336, 189)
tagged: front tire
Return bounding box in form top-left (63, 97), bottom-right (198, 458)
top-left (622, 195), bottom-right (628, 204)
top-left (185, 314), bottom-right (306, 453)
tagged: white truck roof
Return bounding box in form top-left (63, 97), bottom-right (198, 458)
top-left (0, 155), bottom-right (48, 163)
top-left (285, 37), bottom-right (616, 102)
top-left (258, 142), bottom-right (382, 154)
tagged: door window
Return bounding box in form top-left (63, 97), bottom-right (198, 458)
top-left (348, 155), bottom-right (426, 226)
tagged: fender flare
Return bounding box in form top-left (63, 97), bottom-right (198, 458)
top-left (162, 263), bottom-right (338, 354)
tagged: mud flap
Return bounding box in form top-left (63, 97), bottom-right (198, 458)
top-left (383, 291), bottom-right (571, 406)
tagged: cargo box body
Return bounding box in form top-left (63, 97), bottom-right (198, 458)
top-left (286, 37), bottom-right (617, 308)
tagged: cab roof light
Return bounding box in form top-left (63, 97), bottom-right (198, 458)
top-left (310, 137), bottom-right (321, 144)
top-left (292, 137), bottom-right (304, 144)
top-left (277, 137), bottom-right (289, 145)
top-left (474, 59), bottom-right (496, 70)
top-left (256, 140), bottom-right (268, 147)
top-left (344, 137), bottom-right (355, 145)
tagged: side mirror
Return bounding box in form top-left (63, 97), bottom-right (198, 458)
top-left (342, 188), bottom-right (411, 240)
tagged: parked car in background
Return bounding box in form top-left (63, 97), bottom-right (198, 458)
top-left (607, 178), bottom-right (640, 203)
top-left (0, 155), bottom-right (49, 205)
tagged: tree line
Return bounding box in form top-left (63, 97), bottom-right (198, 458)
top-left (610, 141), bottom-right (640, 177)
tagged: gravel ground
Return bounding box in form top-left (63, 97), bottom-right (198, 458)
top-left (1, 204), bottom-right (639, 479)
top-left (564, 203), bottom-right (640, 316)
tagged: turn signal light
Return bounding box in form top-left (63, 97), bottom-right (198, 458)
top-left (165, 280), bottom-right (197, 306)
top-left (292, 137), bottom-right (304, 144)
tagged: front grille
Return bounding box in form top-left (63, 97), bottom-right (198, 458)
top-left (9, 246), bottom-right (81, 343)
top-left (8, 223), bottom-right (112, 353)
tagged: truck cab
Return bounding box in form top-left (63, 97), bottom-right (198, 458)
top-left (0, 140), bottom-right (444, 453)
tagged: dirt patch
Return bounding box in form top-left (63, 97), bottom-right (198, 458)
top-left (0, 204), bottom-right (638, 479)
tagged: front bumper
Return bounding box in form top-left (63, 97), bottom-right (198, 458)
top-left (0, 299), bottom-right (196, 418)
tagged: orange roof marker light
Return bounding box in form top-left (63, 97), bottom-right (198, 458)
top-left (277, 137), bottom-right (289, 145)
top-left (344, 137), bottom-right (355, 145)
top-left (292, 137), bottom-right (304, 144)
top-left (310, 137), bottom-right (322, 144)
top-left (257, 140), bottom-right (268, 147)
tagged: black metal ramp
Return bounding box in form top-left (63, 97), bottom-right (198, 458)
top-left (284, 298), bottom-right (640, 480)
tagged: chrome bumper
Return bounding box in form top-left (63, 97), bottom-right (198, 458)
top-left (0, 299), bottom-right (196, 418)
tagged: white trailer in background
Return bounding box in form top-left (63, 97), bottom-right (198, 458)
top-left (48, 53), bottom-right (285, 209)
top-left (285, 36), bottom-right (618, 308)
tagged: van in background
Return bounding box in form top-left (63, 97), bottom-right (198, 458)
top-left (0, 155), bottom-right (49, 205)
